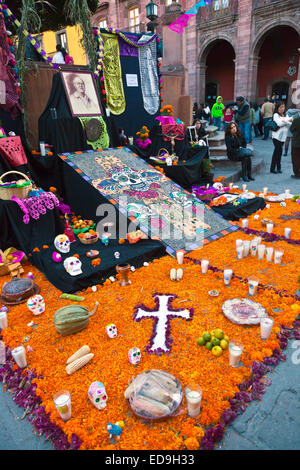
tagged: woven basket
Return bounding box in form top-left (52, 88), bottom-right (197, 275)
top-left (0, 171), bottom-right (32, 201)
top-left (0, 249), bottom-right (9, 276)
top-left (79, 233), bottom-right (99, 245)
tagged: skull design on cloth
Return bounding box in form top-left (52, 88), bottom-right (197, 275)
top-left (128, 347), bottom-right (141, 365)
top-left (63, 257), bottom-right (83, 276)
top-left (88, 381), bottom-right (107, 410)
top-left (54, 234), bottom-right (70, 254)
top-left (27, 295), bottom-right (45, 315)
top-left (106, 323), bottom-right (117, 338)
top-left (111, 167), bottom-right (150, 192)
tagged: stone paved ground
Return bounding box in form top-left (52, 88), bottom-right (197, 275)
top-left (0, 136), bottom-right (299, 451)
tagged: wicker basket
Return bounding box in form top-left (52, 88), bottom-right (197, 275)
top-left (79, 233), bottom-right (99, 245)
top-left (0, 249), bottom-right (9, 276)
top-left (0, 171), bottom-right (32, 201)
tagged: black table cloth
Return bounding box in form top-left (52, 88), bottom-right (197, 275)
top-left (211, 196), bottom-right (266, 221)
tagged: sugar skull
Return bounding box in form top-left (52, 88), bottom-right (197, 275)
top-left (213, 182), bottom-right (224, 191)
top-left (88, 381), bottom-right (107, 410)
top-left (54, 234), bottom-right (70, 254)
top-left (128, 347), bottom-right (141, 365)
top-left (63, 257), bottom-right (82, 276)
top-left (106, 323), bottom-right (117, 338)
top-left (112, 167), bottom-right (150, 192)
top-left (27, 295), bottom-right (45, 315)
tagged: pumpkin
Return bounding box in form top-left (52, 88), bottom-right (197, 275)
top-left (53, 302), bottom-right (99, 335)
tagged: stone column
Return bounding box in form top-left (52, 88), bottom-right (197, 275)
top-left (197, 63), bottom-right (207, 104)
top-left (248, 55), bottom-right (261, 103)
top-left (234, 0), bottom-right (252, 99)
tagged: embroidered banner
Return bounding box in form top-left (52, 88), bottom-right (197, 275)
top-left (138, 34), bottom-right (160, 116)
top-left (102, 33), bottom-right (126, 115)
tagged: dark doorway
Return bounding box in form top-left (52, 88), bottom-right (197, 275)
top-left (271, 81), bottom-right (290, 103)
top-left (205, 82), bottom-right (218, 109)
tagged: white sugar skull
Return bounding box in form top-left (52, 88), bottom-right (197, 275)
top-left (64, 257), bottom-right (82, 276)
top-left (54, 234), bottom-right (70, 254)
top-left (213, 182), bottom-right (224, 191)
top-left (106, 323), bottom-right (117, 338)
top-left (88, 381), bottom-right (107, 410)
top-left (128, 347), bottom-right (141, 365)
top-left (27, 295), bottom-right (45, 315)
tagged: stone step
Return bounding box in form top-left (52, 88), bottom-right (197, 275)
top-left (208, 131), bottom-right (225, 147)
top-left (209, 144), bottom-right (227, 156)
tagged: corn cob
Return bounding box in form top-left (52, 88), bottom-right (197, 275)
top-left (66, 353), bottom-right (94, 375)
top-left (170, 268), bottom-right (176, 281)
top-left (66, 345), bottom-right (90, 365)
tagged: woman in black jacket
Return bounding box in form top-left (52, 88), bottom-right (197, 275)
top-left (225, 121), bottom-right (254, 182)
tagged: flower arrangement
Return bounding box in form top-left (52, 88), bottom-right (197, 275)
top-left (160, 105), bottom-right (174, 117)
top-left (136, 126), bottom-right (151, 149)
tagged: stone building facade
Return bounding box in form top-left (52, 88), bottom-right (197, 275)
top-left (92, 0), bottom-right (300, 108)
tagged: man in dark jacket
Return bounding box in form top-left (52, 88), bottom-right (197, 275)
top-left (234, 96), bottom-right (252, 144)
top-left (290, 115), bottom-right (300, 179)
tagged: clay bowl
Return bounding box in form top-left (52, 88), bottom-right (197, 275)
top-left (0, 277), bottom-right (39, 305)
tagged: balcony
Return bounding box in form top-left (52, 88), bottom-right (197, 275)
top-left (196, 0), bottom-right (238, 31)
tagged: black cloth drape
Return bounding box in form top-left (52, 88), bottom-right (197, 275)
top-left (211, 196), bottom-right (266, 221)
top-left (38, 73), bottom-right (121, 155)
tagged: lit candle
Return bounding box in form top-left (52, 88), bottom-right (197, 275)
top-left (260, 317), bottom-right (274, 340)
top-left (236, 244), bottom-right (244, 259)
top-left (263, 187), bottom-right (268, 195)
top-left (201, 259), bottom-right (209, 274)
top-left (224, 268), bottom-right (233, 286)
top-left (185, 384), bottom-right (202, 418)
top-left (229, 342), bottom-right (244, 367)
top-left (248, 277), bottom-right (259, 296)
top-left (11, 346), bottom-right (27, 368)
top-left (243, 240), bottom-right (250, 257)
top-left (250, 239), bottom-right (258, 257)
top-left (53, 390), bottom-right (72, 422)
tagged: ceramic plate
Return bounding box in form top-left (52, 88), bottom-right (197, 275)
top-left (222, 298), bottom-right (267, 325)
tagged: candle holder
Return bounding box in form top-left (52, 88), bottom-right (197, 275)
top-left (229, 342), bottom-right (244, 367)
top-left (185, 384), bottom-right (202, 418)
top-left (260, 317), bottom-right (274, 340)
top-left (53, 390), bottom-right (72, 422)
top-left (116, 263), bottom-right (131, 286)
top-left (12, 345), bottom-right (27, 368)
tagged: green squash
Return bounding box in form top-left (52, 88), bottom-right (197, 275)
top-left (53, 302), bottom-right (99, 335)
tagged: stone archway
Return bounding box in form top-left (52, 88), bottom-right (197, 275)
top-left (250, 22), bottom-right (300, 105)
top-left (197, 37), bottom-right (236, 106)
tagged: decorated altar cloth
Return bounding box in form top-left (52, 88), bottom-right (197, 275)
top-left (59, 147), bottom-right (237, 256)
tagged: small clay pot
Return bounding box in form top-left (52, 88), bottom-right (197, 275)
top-left (116, 263), bottom-right (131, 287)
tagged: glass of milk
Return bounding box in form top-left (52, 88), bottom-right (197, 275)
top-left (201, 259), bottom-right (209, 274)
top-left (12, 345), bottom-right (27, 369)
top-left (260, 317), bottom-right (274, 340)
top-left (53, 390), bottom-right (72, 422)
top-left (229, 342), bottom-right (244, 367)
top-left (185, 384), bottom-right (203, 418)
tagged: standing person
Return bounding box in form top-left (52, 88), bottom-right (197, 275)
top-left (223, 106), bottom-right (235, 132)
top-left (53, 44), bottom-right (66, 64)
top-left (225, 121), bottom-right (254, 182)
top-left (211, 96), bottom-right (224, 131)
top-left (261, 97), bottom-right (275, 140)
top-left (270, 101), bottom-right (293, 174)
top-left (193, 102), bottom-right (198, 120)
top-left (203, 102), bottom-right (211, 125)
top-left (289, 114), bottom-right (300, 179)
top-left (251, 103), bottom-right (261, 138)
top-left (284, 106), bottom-right (300, 156)
top-left (234, 96), bottom-right (251, 144)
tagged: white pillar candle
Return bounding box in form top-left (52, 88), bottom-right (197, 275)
top-left (53, 390), bottom-right (72, 422)
top-left (0, 311), bottom-right (8, 330)
top-left (176, 249), bottom-right (185, 265)
top-left (250, 239), bottom-right (258, 256)
top-left (201, 259), bottom-right (209, 274)
top-left (12, 346), bottom-right (27, 369)
top-left (236, 244), bottom-right (244, 259)
top-left (284, 227), bottom-right (291, 239)
top-left (224, 268), bottom-right (233, 286)
top-left (257, 244), bottom-right (266, 260)
top-left (185, 385), bottom-right (202, 418)
top-left (229, 342), bottom-right (244, 367)
top-left (0, 341), bottom-right (6, 365)
top-left (266, 223), bottom-right (273, 233)
top-left (274, 249), bottom-right (284, 265)
top-left (242, 184), bottom-right (247, 192)
top-left (242, 219), bottom-right (248, 228)
top-left (243, 240), bottom-right (251, 257)
top-left (263, 187), bottom-right (268, 195)
top-left (265, 246), bottom-right (274, 262)
top-left (260, 317), bottom-right (274, 340)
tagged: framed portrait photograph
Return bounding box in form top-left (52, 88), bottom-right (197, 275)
top-left (61, 70), bottom-right (103, 117)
